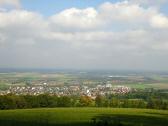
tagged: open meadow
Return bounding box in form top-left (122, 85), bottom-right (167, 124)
top-left (0, 108), bottom-right (167, 126)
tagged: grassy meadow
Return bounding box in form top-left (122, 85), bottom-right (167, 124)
top-left (0, 108), bottom-right (167, 126)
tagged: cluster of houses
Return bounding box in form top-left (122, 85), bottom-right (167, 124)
top-left (0, 82), bottom-right (132, 98)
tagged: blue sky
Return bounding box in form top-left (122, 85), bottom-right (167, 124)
top-left (20, 0), bottom-right (168, 16)
top-left (161, 4), bottom-right (168, 15)
top-left (21, 0), bottom-right (119, 16)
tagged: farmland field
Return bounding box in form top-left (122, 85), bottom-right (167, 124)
top-left (1, 72), bottom-right (168, 89)
top-left (0, 108), bottom-right (167, 126)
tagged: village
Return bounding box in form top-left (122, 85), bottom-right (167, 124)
top-left (0, 82), bottom-right (132, 99)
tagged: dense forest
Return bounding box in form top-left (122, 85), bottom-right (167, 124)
top-left (0, 91), bottom-right (168, 110)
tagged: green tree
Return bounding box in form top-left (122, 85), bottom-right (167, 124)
top-left (0, 95), bottom-right (16, 109)
top-left (79, 96), bottom-right (93, 107)
top-left (95, 95), bottom-right (104, 107)
top-left (14, 95), bottom-right (27, 109)
top-left (109, 98), bottom-right (120, 108)
top-left (57, 96), bottom-right (72, 107)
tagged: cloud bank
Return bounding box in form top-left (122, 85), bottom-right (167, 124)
top-left (0, 0), bottom-right (168, 71)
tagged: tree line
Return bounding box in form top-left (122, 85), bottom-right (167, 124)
top-left (0, 91), bottom-right (167, 110)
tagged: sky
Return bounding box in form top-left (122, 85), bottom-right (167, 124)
top-left (0, 0), bottom-right (168, 71)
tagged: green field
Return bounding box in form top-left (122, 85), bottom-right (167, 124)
top-left (1, 72), bottom-right (168, 90)
top-left (0, 108), bottom-right (167, 126)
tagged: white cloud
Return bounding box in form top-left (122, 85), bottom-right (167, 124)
top-left (150, 14), bottom-right (168, 29)
top-left (0, 10), bottom-right (44, 27)
top-left (0, 0), bottom-right (21, 8)
top-left (50, 7), bottom-right (102, 31)
top-left (49, 1), bottom-right (168, 31)
top-left (99, 1), bottom-right (150, 21)
top-left (128, 0), bottom-right (168, 6)
top-left (99, 1), bottom-right (168, 29)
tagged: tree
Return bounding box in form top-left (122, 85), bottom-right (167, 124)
top-left (0, 95), bottom-right (16, 109)
top-left (79, 96), bottom-right (93, 107)
top-left (57, 96), bottom-right (72, 107)
top-left (109, 98), bottom-right (120, 108)
top-left (14, 95), bottom-right (27, 109)
top-left (24, 95), bottom-right (40, 108)
top-left (38, 94), bottom-right (51, 107)
top-left (95, 95), bottom-right (104, 107)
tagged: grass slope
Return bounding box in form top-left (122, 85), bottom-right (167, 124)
top-left (0, 108), bottom-right (167, 126)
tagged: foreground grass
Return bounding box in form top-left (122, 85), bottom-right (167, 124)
top-left (0, 108), bottom-right (167, 126)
